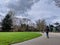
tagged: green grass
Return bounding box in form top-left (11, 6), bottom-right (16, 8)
top-left (0, 32), bottom-right (42, 45)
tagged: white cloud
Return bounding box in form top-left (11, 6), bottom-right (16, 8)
top-left (0, 0), bottom-right (40, 16)
top-left (0, 0), bottom-right (60, 24)
top-left (0, 0), bottom-right (40, 22)
top-left (28, 0), bottom-right (60, 24)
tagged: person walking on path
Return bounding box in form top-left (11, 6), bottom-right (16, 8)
top-left (45, 26), bottom-right (49, 38)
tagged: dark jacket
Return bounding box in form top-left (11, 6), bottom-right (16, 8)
top-left (45, 26), bottom-right (49, 32)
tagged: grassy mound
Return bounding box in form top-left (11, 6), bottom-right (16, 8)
top-left (0, 32), bottom-right (42, 45)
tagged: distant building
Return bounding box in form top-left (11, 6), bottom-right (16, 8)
top-left (56, 25), bottom-right (60, 32)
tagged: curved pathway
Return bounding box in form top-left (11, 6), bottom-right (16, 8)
top-left (12, 32), bottom-right (60, 45)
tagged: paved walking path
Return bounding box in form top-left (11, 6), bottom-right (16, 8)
top-left (12, 32), bottom-right (60, 45)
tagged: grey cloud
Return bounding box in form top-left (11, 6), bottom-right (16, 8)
top-left (54, 0), bottom-right (60, 7)
top-left (7, 0), bottom-right (40, 14)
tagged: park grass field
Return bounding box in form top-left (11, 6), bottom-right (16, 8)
top-left (0, 32), bottom-right (42, 45)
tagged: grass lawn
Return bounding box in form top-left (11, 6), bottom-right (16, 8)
top-left (0, 32), bottom-right (42, 45)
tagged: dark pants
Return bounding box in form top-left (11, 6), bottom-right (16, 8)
top-left (46, 32), bottom-right (49, 38)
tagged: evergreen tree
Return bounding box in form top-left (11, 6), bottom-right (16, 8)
top-left (2, 12), bottom-right (12, 32)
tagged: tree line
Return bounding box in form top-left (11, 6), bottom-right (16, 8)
top-left (1, 11), bottom-right (60, 32)
top-left (0, 11), bottom-right (47, 32)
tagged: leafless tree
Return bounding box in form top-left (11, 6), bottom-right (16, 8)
top-left (36, 19), bottom-right (46, 32)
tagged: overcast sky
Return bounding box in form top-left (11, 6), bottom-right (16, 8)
top-left (0, 0), bottom-right (60, 24)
